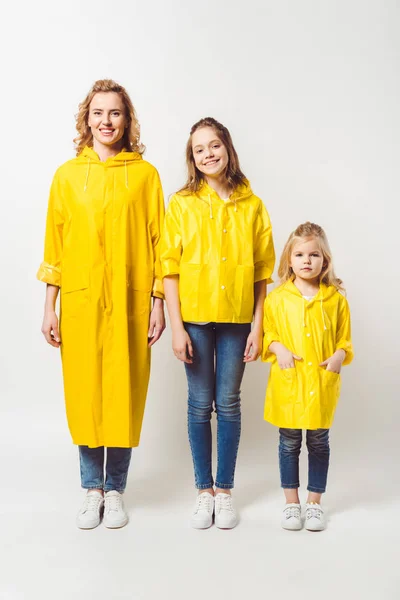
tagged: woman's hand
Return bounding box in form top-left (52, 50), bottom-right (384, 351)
top-left (172, 327), bottom-right (193, 364)
top-left (41, 310), bottom-right (61, 348)
top-left (243, 327), bottom-right (262, 362)
top-left (320, 349), bottom-right (346, 373)
top-left (269, 341), bottom-right (302, 369)
top-left (148, 298), bottom-right (166, 347)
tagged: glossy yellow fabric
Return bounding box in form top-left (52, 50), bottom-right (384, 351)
top-left (160, 181), bottom-right (275, 322)
top-left (37, 147), bottom-right (164, 448)
top-left (262, 280), bottom-right (353, 429)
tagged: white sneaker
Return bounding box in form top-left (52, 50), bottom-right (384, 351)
top-left (214, 493), bottom-right (238, 529)
top-left (76, 491), bottom-right (104, 529)
top-left (305, 503), bottom-right (325, 531)
top-left (281, 503), bottom-right (302, 530)
top-left (191, 492), bottom-right (214, 529)
top-left (103, 491), bottom-right (129, 529)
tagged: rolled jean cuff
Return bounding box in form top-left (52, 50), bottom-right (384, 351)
top-left (215, 482), bottom-right (234, 489)
top-left (104, 487), bottom-right (125, 493)
top-left (281, 482), bottom-right (300, 489)
top-left (307, 485), bottom-right (326, 494)
top-left (82, 485), bottom-right (104, 490)
top-left (196, 482), bottom-right (214, 490)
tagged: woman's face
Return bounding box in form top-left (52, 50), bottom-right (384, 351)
top-left (191, 126), bottom-right (229, 180)
top-left (88, 92), bottom-right (127, 149)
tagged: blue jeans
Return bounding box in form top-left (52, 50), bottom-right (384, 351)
top-left (184, 322), bottom-right (251, 490)
top-left (278, 428), bottom-right (330, 494)
top-left (79, 446), bottom-right (132, 493)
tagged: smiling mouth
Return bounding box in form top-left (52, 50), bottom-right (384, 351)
top-left (100, 129), bottom-right (115, 135)
top-left (203, 159), bottom-right (220, 166)
top-left (301, 268), bottom-right (312, 271)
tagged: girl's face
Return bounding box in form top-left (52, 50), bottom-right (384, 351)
top-left (290, 238), bottom-right (325, 282)
top-left (88, 92), bottom-right (127, 149)
top-left (192, 127), bottom-right (229, 180)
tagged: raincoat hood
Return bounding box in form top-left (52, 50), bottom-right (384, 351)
top-left (78, 146), bottom-right (143, 191)
top-left (280, 280), bottom-right (340, 331)
top-left (196, 180), bottom-right (254, 219)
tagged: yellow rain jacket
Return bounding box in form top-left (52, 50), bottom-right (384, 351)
top-left (262, 280), bottom-right (353, 429)
top-left (37, 147), bottom-right (165, 448)
top-left (160, 181), bottom-right (275, 322)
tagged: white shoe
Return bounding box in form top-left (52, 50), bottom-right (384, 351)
top-left (214, 493), bottom-right (238, 529)
top-left (305, 503), bottom-right (325, 531)
top-left (76, 491), bottom-right (104, 529)
top-left (281, 503), bottom-right (302, 530)
top-left (191, 492), bottom-right (214, 529)
top-left (103, 491), bottom-right (128, 529)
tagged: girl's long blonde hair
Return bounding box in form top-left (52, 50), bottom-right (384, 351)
top-left (179, 117), bottom-right (247, 194)
top-left (278, 222), bottom-right (344, 290)
top-left (73, 79), bottom-right (145, 156)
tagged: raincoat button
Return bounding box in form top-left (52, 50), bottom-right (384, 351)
top-left (310, 391), bottom-right (314, 395)
top-left (223, 229), bottom-right (227, 233)
top-left (308, 362), bottom-right (312, 366)
top-left (222, 257), bottom-right (227, 261)
top-left (306, 333), bottom-right (311, 337)
top-left (221, 285), bottom-right (225, 290)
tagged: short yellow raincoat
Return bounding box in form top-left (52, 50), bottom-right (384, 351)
top-left (37, 147), bottom-right (164, 448)
top-left (262, 280), bottom-right (353, 429)
top-left (160, 181), bottom-right (275, 322)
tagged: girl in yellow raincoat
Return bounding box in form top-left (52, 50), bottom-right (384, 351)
top-left (161, 117), bottom-right (275, 529)
top-left (262, 222), bottom-right (353, 532)
top-left (38, 80), bottom-right (165, 530)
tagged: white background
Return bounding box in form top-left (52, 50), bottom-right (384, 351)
top-left (1, 1), bottom-right (399, 599)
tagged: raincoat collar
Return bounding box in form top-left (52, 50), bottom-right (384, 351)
top-left (80, 146), bottom-right (142, 164)
top-left (283, 279), bottom-right (337, 303)
top-left (197, 179), bottom-right (253, 219)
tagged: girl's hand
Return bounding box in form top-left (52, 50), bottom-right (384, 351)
top-left (41, 310), bottom-right (61, 348)
top-left (244, 328), bottom-right (262, 362)
top-left (269, 341), bottom-right (302, 369)
top-left (148, 298), bottom-right (166, 347)
top-left (172, 327), bottom-right (194, 364)
top-left (319, 349), bottom-right (346, 373)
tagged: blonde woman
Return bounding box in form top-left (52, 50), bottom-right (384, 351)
top-left (262, 222), bottom-right (353, 531)
top-left (38, 80), bottom-right (165, 529)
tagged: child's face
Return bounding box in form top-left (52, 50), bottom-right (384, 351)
top-left (290, 238), bottom-right (325, 283)
top-left (192, 126), bottom-right (229, 180)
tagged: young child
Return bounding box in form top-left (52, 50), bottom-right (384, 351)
top-left (262, 222), bottom-right (353, 531)
top-left (161, 117), bottom-right (275, 529)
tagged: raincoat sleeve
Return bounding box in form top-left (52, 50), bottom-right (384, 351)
top-left (149, 170), bottom-right (165, 299)
top-left (335, 295), bottom-right (354, 365)
top-left (253, 201), bottom-right (275, 284)
top-left (262, 295), bottom-right (280, 362)
top-left (160, 196), bottom-right (182, 278)
top-left (36, 170), bottom-right (64, 287)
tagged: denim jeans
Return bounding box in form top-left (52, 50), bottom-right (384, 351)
top-left (278, 428), bottom-right (330, 493)
top-left (184, 322), bottom-right (251, 490)
top-left (79, 446), bottom-right (132, 493)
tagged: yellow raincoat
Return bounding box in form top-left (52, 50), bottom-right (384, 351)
top-left (160, 181), bottom-right (275, 322)
top-left (37, 147), bottom-right (164, 448)
top-left (262, 280), bottom-right (353, 429)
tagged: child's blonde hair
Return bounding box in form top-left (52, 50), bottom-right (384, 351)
top-left (278, 221), bottom-right (344, 291)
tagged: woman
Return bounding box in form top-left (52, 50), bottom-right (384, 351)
top-left (38, 79), bottom-right (165, 529)
top-left (161, 117), bottom-right (275, 529)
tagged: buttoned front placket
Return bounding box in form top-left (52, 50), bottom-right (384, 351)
top-left (302, 299), bottom-right (319, 404)
top-left (218, 201), bottom-right (230, 320)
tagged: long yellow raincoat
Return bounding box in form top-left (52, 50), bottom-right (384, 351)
top-left (160, 181), bottom-right (275, 322)
top-left (262, 280), bottom-right (353, 429)
top-left (37, 147), bottom-right (164, 448)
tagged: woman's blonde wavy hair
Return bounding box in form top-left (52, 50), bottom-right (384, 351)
top-left (278, 222), bottom-right (344, 291)
top-left (179, 117), bottom-right (247, 194)
top-left (73, 79), bottom-right (145, 156)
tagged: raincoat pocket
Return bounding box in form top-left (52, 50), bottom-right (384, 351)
top-left (60, 269), bottom-right (89, 319)
top-left (232, 265), bottom-right (255, 317)
top-left (127, 274), bottom-right (153, 320)
top-left (319, 368), bottom-right (341, 404)
top-left (277, 367), bottom-right (298, 403)
top-left (179, 263), bottom-right (201, 317)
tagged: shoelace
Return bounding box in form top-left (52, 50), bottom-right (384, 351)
top-left (106, 494), bottom-right (122, 512)
top-left (215, 495), bottom-right (233, 514)
top-left (306, 505), bottom-right (323, 520)
top-left (284, 505), bottom-right (301, 520)
top-left (82, 494), bottom-right (102, 513)
top-left (195, 494), bottom-right (213, 514)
